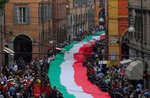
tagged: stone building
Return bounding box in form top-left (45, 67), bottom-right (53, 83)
top-left (52, 0), bottom-right (67, 44)
top-left (128, 0), bottom-right (150, 89)
top-left (66, 0), bottom-right (95, 40)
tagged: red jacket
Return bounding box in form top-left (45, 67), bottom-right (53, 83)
top-left (45, 85), bottom-right (52, 96)
top-left (7, 82), bottom-right (12, 89)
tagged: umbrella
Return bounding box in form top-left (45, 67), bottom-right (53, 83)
top-left (125, 60), bottom-right (143, 80)
top-left (144, 91), bottom-right (150, 96)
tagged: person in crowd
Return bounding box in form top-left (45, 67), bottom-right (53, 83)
top-left (81, 28), bottom-right (149, 98)
top-left (10, 85), bottom-right (17, 98)
top-left (0, 91), bottom-right (4, 98)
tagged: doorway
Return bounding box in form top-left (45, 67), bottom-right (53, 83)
top-left (14, 34), bottom-right (32, 63)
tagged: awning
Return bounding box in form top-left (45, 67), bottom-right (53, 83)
top-left (120, 59), bottom-right (133, 65)
top-left (125, 60), bottom-right (143, 80)
top-left (3, 47), bottom-right (14, 55)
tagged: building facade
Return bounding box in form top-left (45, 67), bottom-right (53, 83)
top-left (5, 0), bottom-right (53, 64)
top-left (94, 0), bottom-right (105, 26)
top-left (52, 0), bottom-right (67, 45)
top-left (66, 0), bottom-right (95, 40)
top-left (128, 0), bottom-right (150, 90)
top-left (118, 0), bottom-right (129, 61)
top-left (107, 0), bottom-right (128, 65)
top-left (0, 8), bottom-right (4, 70)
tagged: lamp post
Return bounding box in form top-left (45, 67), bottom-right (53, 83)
top-left (79, 28), bottom-right (82, 36)
top-left (128, 26), bottom-right (135, 33)
top-left (66, 5), bottom-right (69, 9)
top-left (99, 17), bottom-right (104, 23)
top-left (99, 17), bottom-right (104, 31)
top-left (79, 28), bottom-right (82, 32)
top-left (49, 40), bottom-right (53, 49)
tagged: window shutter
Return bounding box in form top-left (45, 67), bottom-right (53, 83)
top-left (48, 5), bottom-right (50, 20)
top-left (26, 7), bottom-right (30, 24)
top-left (48, 4), bottom-right (52, 20)
top-left (46, 5), bottom-right (48, 21)
top-left (50, 3), bottom-right (53, 19)
top-left (38, 6), bottom-right (41, 24)
top-left (13, 7), bottom-right (18, 24)
top-left (42, 5), bottom-right (46, 22)
top-left (48, 4), bottom-right (50, 20)
top-left (45, 5), bottom-right (48, 21)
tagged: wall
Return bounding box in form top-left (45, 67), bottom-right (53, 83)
top-left (118, 0), bottom-right (128, 61)
top-left (52, 0), bottom-right (67, 44)
top-left (0, 9), bottom-right (4, 69)
top-left (108, 0), bottom-right (119, 65)
top-left (5, 0), bottom-right (53, 63)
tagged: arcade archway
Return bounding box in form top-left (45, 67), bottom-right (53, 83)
top-left (14, 34), bottom-right (32, 63)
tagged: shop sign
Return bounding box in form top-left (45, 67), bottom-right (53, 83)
top-left (109, 38), bottom-right (118, 44)
top-left (110, 50), bottom-right (116, 61)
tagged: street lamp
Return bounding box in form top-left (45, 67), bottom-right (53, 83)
top-left (128, 26), bottom-right (135, 33)
top-left (99, 17), bottom-right (104, 23)
top-left (83, 4), bottom-right (85, 7)
top-left (79, 28), bottom-right (82, 32)
top-left (66, 5), bottom-right (69, 9)
top-left (75, 3), bottom-right (78, 7)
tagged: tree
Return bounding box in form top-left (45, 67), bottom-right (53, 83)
top-left (0, 0), bottom-right (9, 4)
top-left (0, 0), bottom-right (9, 10)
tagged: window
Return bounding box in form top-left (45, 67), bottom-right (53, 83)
top-left (13, 7), bottom-right (30, 24)
top-left (135, 11), bottom-right (140, 40)
top-left (19, 7), bottom-right (26, 23)
top-left (38, 3), bottom-right (52, 24)
top-left (134, 15), bottom-right (138, 38)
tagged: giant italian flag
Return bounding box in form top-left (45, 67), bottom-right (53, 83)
top-left (48, 31), bottom-right (110, 98)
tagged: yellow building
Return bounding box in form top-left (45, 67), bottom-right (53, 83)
top-left (108, 0), bottom-right (119, 65)
top-left (94, 0), bottom-right (120, 65)
top-left (107, 0), bottom-right (129, 65)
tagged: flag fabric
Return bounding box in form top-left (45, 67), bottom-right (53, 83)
top-left (48, 31), bottom-right (110, 98)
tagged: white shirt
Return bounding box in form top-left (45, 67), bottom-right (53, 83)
top-left (13, 65), bottom-right (18, 71)
top-left (137, 83), bottom-right (142, 91)
top-left (39, 60), bottom-right (43, 66)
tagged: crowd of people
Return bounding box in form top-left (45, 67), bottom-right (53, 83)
top-left (1, 25), bottom-right (150, 98)
top-left (0, 46), bottom-right (66, 97)
top-left (82, 29), bottom-right (150, 98)
top-left (0, 28), bottom-right (93, 98)
top-left (0, 25), bottom-right (111, 98)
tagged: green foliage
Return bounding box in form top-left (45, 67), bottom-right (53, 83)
top-left (0, 0), bottom-right (9, 5)
top-left (0, 0), bottom-right (9, 10)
